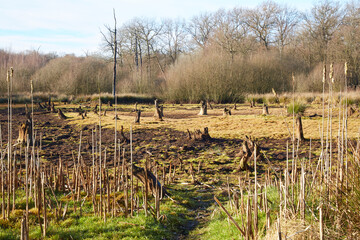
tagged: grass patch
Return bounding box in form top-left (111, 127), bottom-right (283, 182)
top-left (287, 102), bottom-right (307, 115)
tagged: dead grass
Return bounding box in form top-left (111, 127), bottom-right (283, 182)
top-left (64, 103), bottom-right (360, 140)
top-left (264, 218), bottom-right (320, 240)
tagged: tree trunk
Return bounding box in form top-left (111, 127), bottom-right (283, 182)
top-left (237, 136), bottom-right (261, 172)
top-left (155, 107), bottom-right (163, 121)
top-left (223, 108), bottom-right (231, 116)
top-left (134, 110), bottom-right (141, 124)
top-left (347, 106), bottom-right (355, 117)
top-left (207, 101), bottom-right (213, 110)
top-left (233, 103), bottom-right (237, 110)
top-left (17, 118), bottom-right (32, 145)
top-left (296, 115), bottom-right (305, 142)
top-left (198, 101), bottom-right (207, 115)
top-left (194, 127), bottom-right (211, 140)
top-left (120, 125), bottom-right (129, 143)
top-left (238, 141), bottom-right (251, 171)
top-left (262, 104), bottom-right (269, 115)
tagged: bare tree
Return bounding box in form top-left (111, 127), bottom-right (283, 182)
top-left (274, 5), bottom-right (300, 55)
top-left (245, 1), bottom-right (279, 50)
top-left (187, 12), bottom-right (216, 49)
top-left (161, 18), bottom-right (188, 64)
top-left (101, 9), bottom-right (118, 97)
top-left (213, 8), bottom-right (252, 60)
top-left (133, 18), bottom-right (163, 82)
top-left (303, 0), bottom-right (343, 62)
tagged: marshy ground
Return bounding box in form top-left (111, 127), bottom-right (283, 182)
top-left (0, 101), bottom-right (359, 239)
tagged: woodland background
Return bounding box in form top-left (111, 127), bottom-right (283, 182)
top-left (1, 0), bottom-right (359, 103)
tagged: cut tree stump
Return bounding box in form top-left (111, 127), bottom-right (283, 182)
top-left (233, 103), bottom-right (237, 110)
top-left (132, 164), bottom-right (169, 199)
top-left (250, 99), bottom-right (255, 108)
top-left (17, 118), bottom-right (32, 145)
top-left (262, 104), bottom-right (269, 115)
top-left (50, 103), bottom-right (56, 113)
top-left (119, 125), bottom-right (129, 143)
top-left (348, 106), bottom-right (355, 117)
top-left (238, 140), bottom-right (251, 171)
top-left (193, 127), bottom-right (211, 141)
top-left (198, 100), bottom-right (208, 115)
top-left (154, 99), bottom-right (164, 120)
top-left (78, 106), bottom-right (83, 115)
top-left (223, 108), bottom-right (231, 116)
top-left (57, 109), bottom-right (67, 120)
top-left (236, 136), bottom-right (261, 171)
top-left (296, 115), bottom-right (305, 142)
top-left (134, 110), bottom-right (141, 124)
top-left (187, 129), bottom-right (192, 139)
top-left (93, 104), bottom-right (98, 115)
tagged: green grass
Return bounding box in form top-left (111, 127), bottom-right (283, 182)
top-left (193, 186), bottom-right (280, 240)
top-left (287, 102), bottom-right (307, 115)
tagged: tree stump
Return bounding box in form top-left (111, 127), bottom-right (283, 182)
top-left (347, 106), bottom-right (355, 117)
top-left (187, 129), bottom-right (192, 140)
top-left (154, 99), bottom-right (164, 120)
top-left (194, 127), bottom-right (211, 141)
top-left (50, 102), bottom-right (56, 113)
top-left (296, 115), bottom-right (305, 142)
top-left (17, 118), bottom-right (32, 145)
top-left (25, 103), bottom-right (29, 116)
top-left (57, 109), bottom-right (67, 120)
top-left (134, 110), bottom-right (141, 124)
top-left (119, 125), bottom-right (129, 143)
top-left (160, 106), bottom-right (164, 118)
top-left (155, 106), bottom-right (163, 121)
top-left (238, 141), bottom-right (251, 171)
top-left (250, 99), bottom-right (255, 108)
top-left (198, 100), bottom-right (207, 115)
top-left (78, 106), bottom-right (83, 115)
top-left (236, 136), bottom-right (261, 171)
top-left (223, 108), bottom-right (231, 116)
top-left (262, 104), bottom-right (269, 115)
top-left (93, 104), bottom-right (98, 115)
top-left (233, 103), bottom-right (237, 110)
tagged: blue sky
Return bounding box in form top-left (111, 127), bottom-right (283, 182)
top-left (0, 0), bottom-right (315, 56)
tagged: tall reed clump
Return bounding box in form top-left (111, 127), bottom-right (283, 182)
top-left (286, 102), bottom-right (307, 115)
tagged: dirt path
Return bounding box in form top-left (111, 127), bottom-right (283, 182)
top-left (169, 184), bottom-right (216, 240)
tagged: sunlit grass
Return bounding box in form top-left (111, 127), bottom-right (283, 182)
top-left (63, 103), bottom-right (360, 140)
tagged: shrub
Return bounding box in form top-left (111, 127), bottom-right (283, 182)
top-left (287, 102), bottom-right (307, 115)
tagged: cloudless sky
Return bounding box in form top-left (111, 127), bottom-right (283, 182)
top-left (0, 0), bottom-right (316, 56)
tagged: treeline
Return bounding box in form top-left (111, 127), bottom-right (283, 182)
top-left (1, 0), bottom-right (359, 102)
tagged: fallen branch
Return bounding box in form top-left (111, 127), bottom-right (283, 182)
top-left (214, 196), bottom-right (246, 237)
